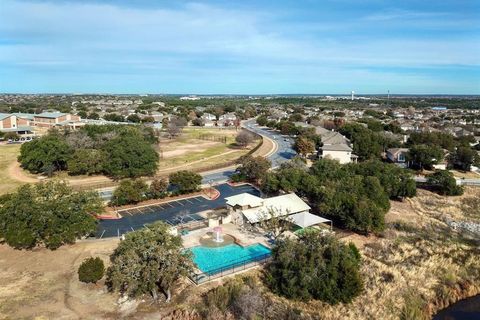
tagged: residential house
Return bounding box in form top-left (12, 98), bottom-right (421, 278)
top-left (203, 119), bottom-right (216, 127)
top-left (315, 127), bottom-right (357, 164)
top-left (201, 113), bottom-right (216, 122)
top-left (386, 148), bottom-right (409, 168)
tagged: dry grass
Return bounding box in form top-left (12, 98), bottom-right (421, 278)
top-left (0, 239), bottom-right (123, 320)
top-left (0, 144), bottom-right (35, 195)
top-left (1, 188), bottom-right (479, 319)
top-left (259, 187), bottom-right (480, 320)
top-left (157, 128), bottom-right (253, 172)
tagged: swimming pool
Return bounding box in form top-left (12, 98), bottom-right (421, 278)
top-left (190, 243), bottom-right (271, 275)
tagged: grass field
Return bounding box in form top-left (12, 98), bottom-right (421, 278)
top-left (157, 127), bottom-right (256, 173)
top-left (0, 144), bottom-right (30, 195)
top-left (0, 128), bottom-right (261, 192)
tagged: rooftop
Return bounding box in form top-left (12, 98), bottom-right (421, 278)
top-left (228, 193), bottom-right (311, 224)
top-left (321, 144), bottom-right (352, 152)
top-left (36, 112), bottom-right (67, 118)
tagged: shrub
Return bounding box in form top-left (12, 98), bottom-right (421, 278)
top-left (266, 233), bottom-right (363, 304)
top-left (426, 170), bottom-right (464, 196)
top-left (169, 170), bottom-right (202, 194)
top-left (110, 179), bottom-right (148, 206)
top-left (147, 178), bottom-right (168, 199)
top-left (399, 290), bottom-right (428, 320)
top-left (78, 257), bottom-right (105, 284)
top-left (200, 277), bottom-right (264, 319)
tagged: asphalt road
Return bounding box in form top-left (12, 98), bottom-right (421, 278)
top-left (96, 183), bottom-right (260, 238)
top-left (201, 120), bottom-right (296, 184)
top-left (97, 121), bottom-right (296, 201)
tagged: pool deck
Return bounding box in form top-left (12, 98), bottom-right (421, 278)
top-left (182, 223), bottom-right (270, 249)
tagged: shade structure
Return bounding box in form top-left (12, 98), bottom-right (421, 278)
top-left (289, 212), bottom-right (331, 229)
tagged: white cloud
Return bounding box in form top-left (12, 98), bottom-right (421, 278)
top-left (0, 0), bottom-right (478, 93)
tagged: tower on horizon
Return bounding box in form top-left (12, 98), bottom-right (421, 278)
top-left (351, 90), bottom-right (355, 100)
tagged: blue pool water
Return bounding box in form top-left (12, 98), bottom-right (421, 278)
top-left (190, 243), bottom-right (271, 275)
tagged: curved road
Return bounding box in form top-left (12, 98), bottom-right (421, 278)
top-left (98, 120), bottom-right (296, 200)
top-left (201, 119), bottom-right (296, 184)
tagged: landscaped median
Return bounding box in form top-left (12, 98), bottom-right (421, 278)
top-left (98, 187), bottom-right (220, 219)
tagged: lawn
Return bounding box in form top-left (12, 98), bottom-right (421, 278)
top-left (0, 144), bottom-right (32, 195)
top-left (157, 128), bottom-right (256, 173)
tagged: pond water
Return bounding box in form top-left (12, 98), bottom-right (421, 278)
top-left (433, 294), bottom-right (480, 320)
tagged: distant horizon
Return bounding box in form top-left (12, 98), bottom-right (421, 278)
top-left (1, 92), bottom-right (479, 98)
top-left (1, 0), bottom-right (479, 94)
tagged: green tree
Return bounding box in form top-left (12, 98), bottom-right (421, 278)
top-left (266, 233), bottom-right (363, 304)
top-left (448, 146), bottom-right (480, 171)
top-left (407, 132), bottom-right (456, 151)
top-left (110, 179), bottom-right (148, 206)
top-left (256, 115), bottom-right (268, 126)
top-left (235, 155), bottom-right (271, 184)
top-left (87, 112), bottom-right (100, 120)
top-left (147, 178), bottom-right (169, 199)
top-left (67, 149), bottom-right (105, 175)
top-left (426, 170), bottom-right (463, 196)
top-left (106, 222), bottom-right (193, 301)
top-left (317, 175), bottom-right (389, 234)
top-left (407, 144), bottom-right (444, 170)
top-left (347, 160), bottom-right (417, 199)
top-left (103, 113), bottom-right (125, 122)
top-left (0, 181), bottom-right (100, 249)
top-left (77, 110), bottom-right (88, 118)
top-left (293, 136), bottom-right (315, 157)
top-left (3, 132), bottom-right (20, 140)
top-left (102, 133), bottom-right (159, 178)
top-left (339, 123), bottom-right (384, 160)
top-left (126, 114), bottom-right (141, 123)
top-left (169, 170), bottom-right (202, 194)
top-left (78, 257), bottom-right (105, 284)
top-left (18, 134), bottom-right (72, 174)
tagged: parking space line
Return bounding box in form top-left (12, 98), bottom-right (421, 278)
top-left (176, 200), bottom-right (185, 206)
top-left (194, 197), bottom-right (203, 202)
top-left (99, 230), bottom-right (105, 239)
top-left (185, 199), bottom-right (194, 204)
top-left (166, 202), bottom-right (175, 208)
top-left (131, 227), bottom-right (134, 232)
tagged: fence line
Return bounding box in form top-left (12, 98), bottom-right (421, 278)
top-left (190, 252), bottom-right (271, 285)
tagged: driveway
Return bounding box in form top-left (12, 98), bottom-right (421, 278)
top-left (96, 183), bottom-right (260, 238)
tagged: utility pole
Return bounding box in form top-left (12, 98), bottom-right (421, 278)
top-left (387, 90), bottom-right (390, 108)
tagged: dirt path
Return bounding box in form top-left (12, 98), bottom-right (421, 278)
top-left (157, 149), bottom-right (240, 173)
top-left (7, 161), bottom-right (38, 183)
top-left (0, 240), bottom-right (121, 319)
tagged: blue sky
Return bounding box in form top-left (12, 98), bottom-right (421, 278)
top-left (0, 0), bottom-right (479, 94)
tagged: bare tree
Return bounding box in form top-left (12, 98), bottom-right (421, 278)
top-left (235, 131), bottom-right (254, 148)
top-left (166, 122), bottom-right (180, 138)
top-left (166, 116), bottom-right (187, 138)
top-left (257, 207), bottom-right (293, 240)
top-left (65, 131), bottom-right (95, 149)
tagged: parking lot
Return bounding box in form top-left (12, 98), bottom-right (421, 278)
top-left (96, 183), bottom-right (260, 238)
